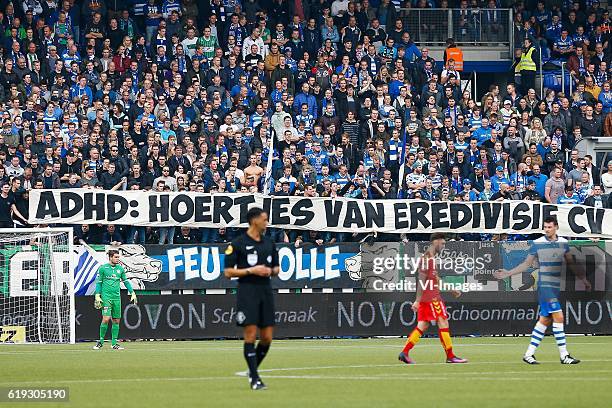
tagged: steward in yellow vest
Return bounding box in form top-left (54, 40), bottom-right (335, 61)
top-left (519, 38), bottom-right (540, 94)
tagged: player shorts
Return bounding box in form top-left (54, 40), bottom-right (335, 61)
top-left (417, 299), bottom-right (448, 322)
top-left (236, 283), bottom-right (275, 328)
top-left (102, 298), bottom-right (122, 319)
top-left (538, 298), bottom-right (562, 317)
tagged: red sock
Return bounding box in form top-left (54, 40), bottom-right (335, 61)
top-left (402, 328), bottom-right (423, 354)
top-left (438, 328), bottom-right (455, 359)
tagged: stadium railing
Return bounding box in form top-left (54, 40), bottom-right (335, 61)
top-left (398, 8), bottom-right (513, 50)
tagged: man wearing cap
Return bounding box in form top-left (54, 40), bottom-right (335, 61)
top-left (81, 163), bottom-right (100, 188)
top-left (284, 47), bottom-right (297, 71)
top-left (509, 181), bottom-right (524, 200)
top-left (490, 165), bottom-right (510, 193)
top-left (471, 164), bottom-right (486, 192)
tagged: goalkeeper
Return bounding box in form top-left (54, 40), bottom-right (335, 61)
top-left (93, 249), bottom-right (137, 350)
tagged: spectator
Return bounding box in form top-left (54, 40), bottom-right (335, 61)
top-left (583, 184), bottom-right (609, 208)
top-left (0, 0), bottom-right (607, 244)
top-left (545, 167), bottom-right (566, 204)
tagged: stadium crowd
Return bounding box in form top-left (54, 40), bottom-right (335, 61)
top-left (0, 0), bottom-right (611, 244)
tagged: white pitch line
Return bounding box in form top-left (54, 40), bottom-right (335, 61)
top-left (255, 359), bottom-right (612, 373)
top-left (236, 368), bottom-right (612, 377)
top-left (0, 341), bottom-right (610, 354)
top-left (0, 377), bottom-right (240, 386)
top-left (261, 375), bottom-right (612, 382)
top-left (3, 370), bottom-right (611, 387)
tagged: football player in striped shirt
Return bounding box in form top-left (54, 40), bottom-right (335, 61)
top-left (494, 216), bottom-right (592, 364)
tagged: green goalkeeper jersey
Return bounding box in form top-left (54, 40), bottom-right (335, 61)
top-left (95, 263), bottom-right (134, 300)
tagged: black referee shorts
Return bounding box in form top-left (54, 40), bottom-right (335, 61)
top-left (235, 283), bottom-right (275, 328)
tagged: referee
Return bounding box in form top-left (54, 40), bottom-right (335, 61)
top-left (224, 207), bottom-right (279, 390)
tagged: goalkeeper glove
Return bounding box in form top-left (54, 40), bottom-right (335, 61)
top-left (130, 292), bottom-right (137, 304)
top-left (94, 294), bottom-right (102, 309)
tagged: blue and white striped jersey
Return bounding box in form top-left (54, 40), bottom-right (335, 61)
top-left (530, 236), bottom-right (569, 300)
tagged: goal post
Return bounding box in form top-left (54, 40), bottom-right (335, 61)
top-left (0, 228), bottom-right (74, 344)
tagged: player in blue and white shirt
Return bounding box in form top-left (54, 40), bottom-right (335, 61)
top-left (284, 48), bottom-right (297, 72)
top-left (426, 165), bottom-right (442, 190)
top-left (495, 216), bottom-right (591, 365)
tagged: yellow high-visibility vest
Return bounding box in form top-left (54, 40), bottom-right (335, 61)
top-left (520, 47), bottom-right (537, 71)
top-left (515, 58), bottom-right (522, 73)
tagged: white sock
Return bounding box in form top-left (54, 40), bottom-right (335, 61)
top-left (552, 322), bottom-right (568, 359)
top-left (525, 322), bottom-right (547, 357)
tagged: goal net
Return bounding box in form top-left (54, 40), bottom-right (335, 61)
top-left (0, 229), bottom-right (74, 344)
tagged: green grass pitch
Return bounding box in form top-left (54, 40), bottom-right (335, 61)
top-left (1, 336), bottom-right (611, 407)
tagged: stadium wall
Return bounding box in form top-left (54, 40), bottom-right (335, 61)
top-left (73, 292), bottom-right (612, 340)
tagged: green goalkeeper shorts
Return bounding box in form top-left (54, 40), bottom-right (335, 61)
top-left (102, 298), bottom-right (122, 319)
